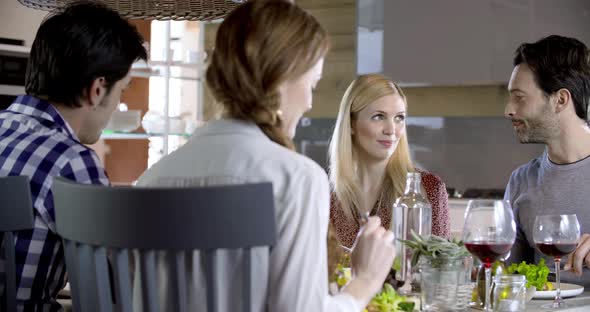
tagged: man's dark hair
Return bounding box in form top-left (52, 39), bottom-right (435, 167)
top-left (25, 1), bottom-right (148, 107)
top-left (514, 35), bottom-right (590, 121)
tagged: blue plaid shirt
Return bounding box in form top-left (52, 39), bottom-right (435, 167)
top-left (0, 95), bottom-right (109, 311)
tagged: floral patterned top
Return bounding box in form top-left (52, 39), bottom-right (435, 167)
top-left (329, 171), bottom-right (451, 248)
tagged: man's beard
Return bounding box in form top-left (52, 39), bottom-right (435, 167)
top-left (515, 103), bottom-right (558, 144)
top-left (516, 119), bottom-right (553, 143)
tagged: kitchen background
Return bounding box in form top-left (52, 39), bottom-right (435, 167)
top-left (1, 0), bottom-right (588, 197)
top-left (293, 117), bottom-right (544, 192)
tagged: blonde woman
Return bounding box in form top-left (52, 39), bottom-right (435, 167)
top-left (329, 74), bottom-right (450, 248)
top-left (137, 2), bottom-right (395, 311)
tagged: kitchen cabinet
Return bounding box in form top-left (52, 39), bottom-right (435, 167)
top-left (375, 0), bottom-right (590, 86)
top-left (383, 0), bottom-right (493, 86)
top-left (532, 0), bottom-right (590, 44)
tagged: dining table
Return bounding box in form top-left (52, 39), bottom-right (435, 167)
top-left (468, 291), bottom-right (590, 312)
top-left (57, 295), bottom-right (590, 312)
top-left (57, 284), bottom-right (590, 312)
top-left (524, 293), bottom-right (590, 312)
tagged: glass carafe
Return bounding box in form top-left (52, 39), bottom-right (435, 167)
top-left (392, 172), bottom-right (432, 294)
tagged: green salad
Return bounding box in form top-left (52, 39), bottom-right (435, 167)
top-left (364, 283), bottom-right (418, 312)
top-left (507, 258), bottom-right (553, 290)
top-left (334, 257), bottom-right (417, 312)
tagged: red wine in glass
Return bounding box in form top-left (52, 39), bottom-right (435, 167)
top-left (462, 200), bottom-right (516, 312)
top-left (536, 243), bottom-right (577, 260)
top-left (533, 214), bottom-right (581, 309)
top-left (464, 242), bottom-right (512, 267)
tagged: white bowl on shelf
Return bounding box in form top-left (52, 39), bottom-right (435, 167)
top-left (141, 111), bottom-right (185, 134)
top-left (105, 110), bottom-right (141, 132)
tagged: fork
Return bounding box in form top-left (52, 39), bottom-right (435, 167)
top-left (340, 212), bottom-right (371, 254)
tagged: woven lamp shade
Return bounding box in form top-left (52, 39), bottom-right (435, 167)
top-left (17, 0), bottom-right (246, 21)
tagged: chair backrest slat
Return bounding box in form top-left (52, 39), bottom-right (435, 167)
top-left (204, 250), bottom-right (218, 312)
top-left (77, 244), bottom-right (99, 311)
top-left (242, 248), bottom-right (252, 312)
top-left (63, 240), bottom-right (82, 312)
top-left (139, 250), bottom-right (158, 312)
top-left (0, 176), bottom-right (34, 312)
top-left (93, 247), bottom-right (114, 312)
top-left (111, 249), bottom-right (132, 312)
top-left (169, 251), bottom-right (187, 312)
top-left (52, 177), bottom-right (277, 311)
top-left (2, 232), bottom-right (16, 311)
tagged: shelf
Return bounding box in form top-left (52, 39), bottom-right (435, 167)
top-left (149, 60), bottom-right (205, 69)
top-left (101, 132), bottom-right (151, 140)
top-left (101, 131), bottom-right (191, 140)
top-left (130, 70), bottom-right (201, 81)
top-left (130, 61), bottom-right (202, 80)
top-left (0, 43), bottom-right (30, 55)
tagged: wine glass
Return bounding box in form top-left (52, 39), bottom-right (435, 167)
top-left (462, 200), bottom-right (516, 312)
top-left (533, 214), bottom-right (580, 309)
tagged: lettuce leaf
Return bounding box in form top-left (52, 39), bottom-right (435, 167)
top-left (368, 283), bottom-right (417, 312)
top-left (507, 258), bottom-right (550, 290)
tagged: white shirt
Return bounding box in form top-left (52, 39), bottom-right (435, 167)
top-left (136, 119), bottom-right (361, 312)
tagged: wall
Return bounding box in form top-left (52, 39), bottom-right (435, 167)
top-left (202, 1), bottom-right (512, 120)
top-left (305, 83), bottom-right (510, 118)
top-left (0, 1), bottom-right (46, 46)
top-left (309, 0), bottom-right (510, 119)
top-left (201, 0), bottom-right (357, 120)
top-left (405, 85), bottom-right (509, 117)
top-left (298, 0), bottom-right (357, 119)
top-left (199, 1), bottom-right (543, 121)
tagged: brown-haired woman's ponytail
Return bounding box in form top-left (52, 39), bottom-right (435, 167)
top-left (216, 86), bottom-right (295, 150)
top-left (246, 91), bottom-right (295, 150)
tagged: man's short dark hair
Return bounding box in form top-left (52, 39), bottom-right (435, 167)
top-left (514, 35), bottom-right (590, 121)
top-left (25, 1), bottom-right (148, 107)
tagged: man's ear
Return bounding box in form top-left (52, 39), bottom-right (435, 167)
top-left (554, 88), bottom-right (571, 114)
top-left (86, 77), bottom-right (107, 110)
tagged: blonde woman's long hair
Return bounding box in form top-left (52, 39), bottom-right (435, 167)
top-left (329, 74), bottom-right (415, 220)
top-left (206, 0), bottom-right (330, 150)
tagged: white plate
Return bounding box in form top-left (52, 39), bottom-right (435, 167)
top-left (532, 283), bottom-right (584, 299)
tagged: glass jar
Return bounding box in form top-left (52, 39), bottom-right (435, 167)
top-left (473, 260), bottom-right (506, 307)
top-left (420, 255), bottom-right (474, 311)
top-left (492, 274), bottom-right (526, 312)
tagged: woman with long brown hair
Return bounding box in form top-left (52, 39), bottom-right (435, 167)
top-left (137, 1), bottom-right (395, 311)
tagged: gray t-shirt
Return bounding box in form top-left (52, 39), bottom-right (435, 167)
top-left (505, 150), bottom-right (590, 287)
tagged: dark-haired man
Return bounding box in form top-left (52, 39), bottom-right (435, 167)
top-left (0, 1), bottom-right (146, 310)
top-left (504, 35), bottom-right (590, 289)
